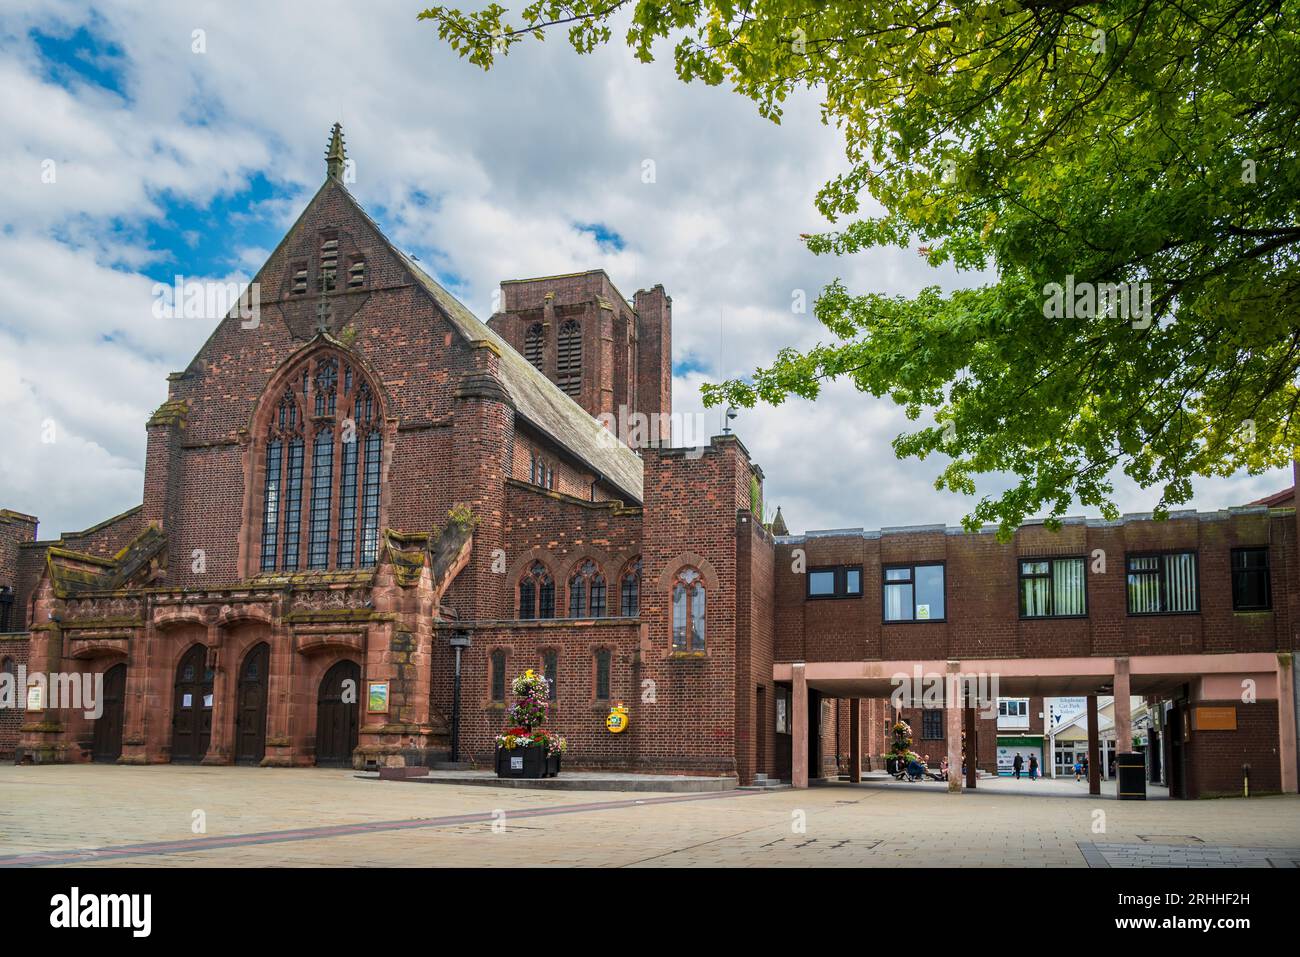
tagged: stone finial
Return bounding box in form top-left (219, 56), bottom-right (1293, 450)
top-left (771, 505), bottom-right (789, 536)
top-left (325, 122), bottom-right (347, 180)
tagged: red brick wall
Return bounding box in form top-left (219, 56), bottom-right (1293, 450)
top-left (775, 511), bottom-right (1298, 664)
top-left (1186, 700), bottom-right (1282, 798)
top-left (431, 620), bottom-right (642, 768)
top-left (0, 634), bottom-right (29, 758)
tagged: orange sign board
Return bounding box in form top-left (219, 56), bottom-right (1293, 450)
top-left (1193, 706), bottom-right (1237, 731)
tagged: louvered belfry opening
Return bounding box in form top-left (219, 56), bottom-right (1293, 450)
top-left (556, 319), bottom-right (581, 397)
top-left (524, 322), bottom-right (544, 370)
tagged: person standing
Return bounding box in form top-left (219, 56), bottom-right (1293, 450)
top-left (1073, 758), bottom-right (1082, 781)
top-left (1013, 752), bottom-right (1023, 780)
top-left (1028, 753), bottom-right (1038, 781)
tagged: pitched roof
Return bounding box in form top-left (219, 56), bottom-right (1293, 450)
top-left (332, 184), bottom-right (645, 504)
top-left (1247, 486), bottom-right (1294, 508)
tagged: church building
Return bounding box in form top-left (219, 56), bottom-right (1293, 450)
top-left (1, 128), bottom-right (1297, 799)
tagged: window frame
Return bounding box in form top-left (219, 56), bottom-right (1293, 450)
top-left (921, 709), bottom-right (944, 740)
top-left (806, 564), bottom-right (864, 600)
top-left (594, 647), bottom-right (612, 702)
top-left (881, 561), bottom-right (947, 623)
top-left (489, 649), bottom-right (507, 702)
top-left (1017, 555), bottom-right (1089, 619)
top-left (671, 567), bottom-right (707, 653)
top-left (1230, 546), bottom-right (1271, 612)
top-left (1125, 550), bottom-right (1200, 617)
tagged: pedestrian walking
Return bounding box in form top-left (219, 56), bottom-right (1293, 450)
top-left (1013, 751), bottom-right (1023, 780)
top-left (1028, 754), bottom-right (1038, 780)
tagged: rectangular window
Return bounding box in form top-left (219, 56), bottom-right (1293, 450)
top-left (1019, 557), bottom-right (1086, 617)
top-left (359, 433), bottom-right (382, 567)
top-left (307, 430), bottom-right (334, 569)
top-left (1231, 547), bottom-right (1270, 611)
top-left (883, 564), bottom-right (945, 621)
top-left (1127, 551), bottom-right (1198, 614)
top-left (921, 710), bottom-right (944, 740)
top-left (543, 650), bottom-right (558, 701)
top-left (281, 437), bottom-right (304, 571)
top-left (594, 648), bottom-right (611, 700)
top-left (336, 437), bottom-right (358, 568)
top-left (260, 439), bottom-right (283, 571)
top-left (490, 650), bottom-right (506, 702)
top-left (807, 565), bottom-right (863, 600)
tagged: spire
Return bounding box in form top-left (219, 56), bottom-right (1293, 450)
top-left (771, 506), bottom-right (789, 536)
top-left (325, 122), bottom-right (347, 181)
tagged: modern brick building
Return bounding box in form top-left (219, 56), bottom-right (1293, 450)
top-left (1, 128), bottom-right (1297, 799)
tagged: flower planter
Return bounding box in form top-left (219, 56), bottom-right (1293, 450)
top-left (495, 744), bottom-right (549, 779)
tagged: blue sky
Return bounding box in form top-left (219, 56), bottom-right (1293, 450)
top-left (0, 1), bottom-right (1289, 540)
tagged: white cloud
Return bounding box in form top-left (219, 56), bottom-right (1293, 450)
top-left (0, 0), bottom-right (1287, 539)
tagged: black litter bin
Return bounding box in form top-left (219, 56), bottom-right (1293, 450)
top-left (1117, 751), bottom-right (1146, 800)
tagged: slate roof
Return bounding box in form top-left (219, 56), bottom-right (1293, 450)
top-left (334, 184), bottom-right (645, 504)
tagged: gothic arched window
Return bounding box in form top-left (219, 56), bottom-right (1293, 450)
top-left (259, 352), bottom-right (383, 572)
top-left (524, 322), bottom-right (544, 371)
top-left (556, 319), bottom-right (581, 397)
top-left (519, 562), bottom-right (555, 620)
top-left (671, 567), bottom-right (706, 652)
top-left (568, 560), bottom-right (606, 618)
top-left (620, 558), bottom-right (642, 617)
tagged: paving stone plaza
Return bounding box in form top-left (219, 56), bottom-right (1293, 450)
top-left (2, 765), bottom-right (1297, 868)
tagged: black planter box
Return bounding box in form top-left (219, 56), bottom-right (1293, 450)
top-left (495, 744), bottom-right (548, 778)
top-left (546, 752), bottom-right (562, 777)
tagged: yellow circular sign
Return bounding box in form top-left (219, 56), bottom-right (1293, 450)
top-left (606, 704), bottom-right (629, 734)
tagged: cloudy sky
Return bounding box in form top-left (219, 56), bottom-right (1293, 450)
top-left (0, 1), bottom-right (1289, 540)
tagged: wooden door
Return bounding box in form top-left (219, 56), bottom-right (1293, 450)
top-left (316, 660), bottom-right (360, 766)
top-left (91, 663), bottom-right (126, 762)
top-left (235, 643), bottom-right (269, 765)
top-left (172, 645), bottom-right (213, 763)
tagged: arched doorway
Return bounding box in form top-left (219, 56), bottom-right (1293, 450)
top-left (316, 659), bottom-right (360, 766)
top-left (235, 643), bottom-right (270, 764)
top-left (172, 645), bottom-right (213, 763)
top-left (91, 662), bottom-right (127, 762)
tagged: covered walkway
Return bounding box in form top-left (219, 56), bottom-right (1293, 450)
top-left (776, 652), bottom-right (1298, 798)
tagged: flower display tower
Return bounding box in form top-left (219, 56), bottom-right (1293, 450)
top-left (494, 670), bottom-right (568, 778)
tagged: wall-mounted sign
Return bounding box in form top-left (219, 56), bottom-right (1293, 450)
top-left (1193, 706), bottom-right (1237, 731)
top-left (367, 681), bottom-right (389, 714)
top-left (26, 685), bottom-right (42, 710)
top-left (606, 703), bottom-right (629, 734)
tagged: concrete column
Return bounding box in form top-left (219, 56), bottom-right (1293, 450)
top-left (1114, 657), bottom-right (1131, 761)
top-left (792, 663), bottom-right (808, 789)
top-left (946, 662), bottom-right (963, 793)
top-left (1087, 694), bottom-right (1101, 796)
top-left (848, 697), bottom-right (862, 783)
top-left (1277, 653), bottom-right (1297, 794)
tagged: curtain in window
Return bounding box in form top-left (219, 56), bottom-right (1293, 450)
top-left (1020, 561), bottom-right (1049, 616)
top-left (884, 583), bottom-right (912, 621)
top-left (1053, 558), bottom-right (1086, 615)
top-left (1127, 557), bottom-right (1160, 613)
top-left (1164, 552), bottom-right (1197, 612)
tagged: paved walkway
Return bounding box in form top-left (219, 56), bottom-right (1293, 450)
top-left (1, 765), bottom-right (1296, 867)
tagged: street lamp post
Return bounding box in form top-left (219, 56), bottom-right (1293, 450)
top-left (449, 630), bottom-right (472, 763)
